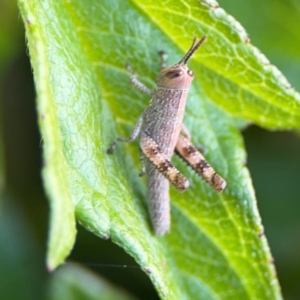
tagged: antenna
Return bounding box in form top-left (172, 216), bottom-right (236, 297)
top-left (177, 35), bottom-right (207, 65)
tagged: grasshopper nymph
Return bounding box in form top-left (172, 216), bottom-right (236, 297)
top-left (108, 36), bottom-right (226, 235)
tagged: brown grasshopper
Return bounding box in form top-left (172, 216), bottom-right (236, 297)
top-left (108, 36), bottom-right (226, 235)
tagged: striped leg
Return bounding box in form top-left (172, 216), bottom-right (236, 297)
top-left (140, 131), bottom-right (189, 192)
top-left (175, 134), bottom-right (226, 192)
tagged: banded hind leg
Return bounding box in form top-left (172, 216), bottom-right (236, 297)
top-left (140, 131), bottom-right (189, 191)
top-left (175, 127), bottom-right (226, 192)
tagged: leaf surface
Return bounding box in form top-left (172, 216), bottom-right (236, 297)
top-left (18, 0), bottom-right (296, 298)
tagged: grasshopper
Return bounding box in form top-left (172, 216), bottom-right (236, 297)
top-left (108, 36), bottom-right (226, 235)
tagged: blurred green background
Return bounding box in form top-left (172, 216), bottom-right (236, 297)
top-left (0, 0), bottom-right (299, 299)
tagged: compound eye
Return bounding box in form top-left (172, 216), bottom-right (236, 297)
top-left (187, 70), bottom-right (194, 77)
top-left (166, 70), bottom-right (183, 79)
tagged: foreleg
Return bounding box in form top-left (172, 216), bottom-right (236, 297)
top-left (107, 113), bottom-right (144, 154)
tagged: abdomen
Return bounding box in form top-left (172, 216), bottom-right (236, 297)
top-left (143, 88), bottom-right (188, 234)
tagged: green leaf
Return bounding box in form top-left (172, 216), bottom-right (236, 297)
top-left (219, 0), bottom-right (300, 91)
top-left (46, 263), bottom-right (137, 300)
top-left (18, 0), bottom-right (298, 298)
top-left (133, 0), bottom-right (300, 129)
top-left (18, 0), bottom-right (77, 270)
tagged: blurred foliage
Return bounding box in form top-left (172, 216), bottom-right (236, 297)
top-left (0, 0), bottom-right (299, 299)
top-left (46, 263), bottom-right (137, 300)
top-left (0, 0), bottom-right (23, 65)
top-left (0, 0), bottom-right (23, 189)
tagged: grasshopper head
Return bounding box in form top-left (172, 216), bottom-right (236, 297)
top-left (156, 36), bottom-right (206, 89)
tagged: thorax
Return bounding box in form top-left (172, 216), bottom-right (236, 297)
top-left (143, 88), bottom-right (189, 156)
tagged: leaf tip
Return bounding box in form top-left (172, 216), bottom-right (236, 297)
top-left (46, 259), bottom-right (59, 273)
